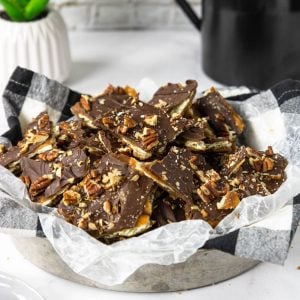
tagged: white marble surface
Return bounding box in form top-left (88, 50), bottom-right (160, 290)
top-left (0, 30), bottom-right (299, 300)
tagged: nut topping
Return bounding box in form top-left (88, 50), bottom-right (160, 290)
top-left (80, 95), bottom-right (91, 111)
top-left (29, 175), bottom-right (53, 197)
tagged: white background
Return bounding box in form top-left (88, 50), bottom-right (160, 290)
top-left (0, 30), bottom-right (299, 299)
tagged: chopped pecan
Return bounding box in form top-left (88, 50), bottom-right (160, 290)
top-left (154, 99), bottom-right (167, 109)
top-left (200, 209), bottom-right (208, 218)
top-left (117, 125), bottom-right (129, 135)
top-left (103, 200), bottom-right (112, 214)
top-left (102, 117), bottom-right (115, 128)
top-left (29, 175), bottom-right (53, 197)
top-left (124, 85), bottom-right (138, 98)
top-left (249, 157), bottom-right (263, 172)
top-left (124, 117), bottom-right (137, 128)
top-left (217, 190), bottom-right (240, 210)
top-left (59, 121), bottom-right (70, 132)
top-left (63, 190), bottom-right (81, 205)
top-left (102, 168), bottom-right (123, 190)
top-left (140, 127), bottom-right (159, 150)
top-left (0, 144), bottom-right (6, 154)
top-left (88, 222), bottom-right (98, 231)
top-left (266, 146), bottom-right (274, 156)
top-left (84, 178), bottom-right (102, 198)
top-left (80, 95), bottom-right (91, 111)
top-left (246, 147), bottom-right (263, 159)
top-left (144, 115), bottom-right (158, 126)
top-left (262, 157), bottom-right (274, 172)
top-left (20, 175), bottom-right (31, 187)
top-left (37, 113), bottom-right (50, 130)
top-left (38, 149), bottom-right (59, 162)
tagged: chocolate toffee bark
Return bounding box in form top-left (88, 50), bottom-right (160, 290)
top-left (178, 117), bottom-right (234, 153)
top-left (0, 79), bottom-right (290, 241)
top-left (18, 112), bottom-right (55, 156)
top-left (220, 146), bottom-right (288, 199)
top-left (0, 112), bottom-right (55, 174)
top-left (20, 147), bottom-right (89, 205)
top-left (92, 99), bottom-right (189, 160)
top-left (149, 80), bottom-right (197, 117)
top-left (58, 153), bottom-right (156, 239)
top-left (130, 147), bottom-right (196, 204)
top-left (197, 87), bottom-right (245, 136)
top-left (0, 146), bottom-right (21, 174)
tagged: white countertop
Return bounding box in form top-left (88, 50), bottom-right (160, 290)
top-left (0, 30), bottom-right (299, 300)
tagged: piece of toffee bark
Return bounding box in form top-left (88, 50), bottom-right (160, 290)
top-left (20, 147), bottom-right (89, 205)
top-left (71, 89), bottom-right (139, 129)
top-left (0, 146), bottom-right (21, 174)
top-left (149, 80), bottom-right (198, 117)
top-left (220, 146), bottom-right (288, 198)
top-left (0, 112), bottom-right (55, 174)
top-left (197, 87), bottom-right (245, 136)
top-left (91, 98), bottom-right (189, 160)
top-left (57, 153), bottom-right (155, 239)
top-left (130, 147), bottom-right (195, 205)
top-left (177, 117), bottom-right (235, 153)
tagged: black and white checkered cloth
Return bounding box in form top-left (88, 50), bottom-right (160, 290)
top-left (1, 66), bottom-right (300, 265)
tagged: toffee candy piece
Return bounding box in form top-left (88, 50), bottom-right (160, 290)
top-left (197, 87), bottom-right (245, 135)
top-left (20, 147), bottom-right (89, 206)
top-left (93, 99), bottom-right (189, 160)
top-left (149, 80), bottom-right (197, 117)
top-left (130, 147), bottom-right (195, 204)
top-left (58, 153), bottom-right (155, 239)
top-left (71, 90), bottom-right (139, 129)
top-left (177, 118), bottom-right (234, 153)
top-left (17, 112), bottom-right (55, 156)
top-left (0, 112), bottom-right (54, 174)
top-left (0, 146), bottom-right (21, 174)
top-left (220, 146), bottom-right (247, 177)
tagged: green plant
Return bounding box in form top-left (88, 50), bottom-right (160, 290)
top-left (0, 0), bottom-right (49, 22)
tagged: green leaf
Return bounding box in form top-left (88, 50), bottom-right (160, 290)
top-left (24, 0), bottom-right (48, 21)
top-left (0, 0), bottom-right (26, 21)
top-left (18, 0), bottom-right (30, 8)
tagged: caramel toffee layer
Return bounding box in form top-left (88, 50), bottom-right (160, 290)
top-left (0, 81), bottom-right (288, 243)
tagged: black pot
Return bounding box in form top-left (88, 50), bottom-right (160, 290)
top-left (177, 0), bottom-right (300, 89)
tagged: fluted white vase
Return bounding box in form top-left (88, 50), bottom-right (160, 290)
top-left (0, 8), bottom-right (71, 90)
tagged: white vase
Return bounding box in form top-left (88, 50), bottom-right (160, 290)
top-left (0, 8), bottom-right (71, 90)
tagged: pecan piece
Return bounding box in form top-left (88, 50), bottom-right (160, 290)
top-left (63, 190), bottom-right (81, 205)
top-left (37, 113), bottom-right (50, 129)
top-left (124, 117), bottom-right (137, 129)
top-left (217, 190), bottom-right (240, 210)
top-left (0, 144), bottom-right (6, 154)
top-left (20, 175), bottom-right (31, 188)
top-left (102, 168), bottom-right (123, 190)
top-left (102, 117), bottom-right (115, 128)
top-left (29, 175), bottom-right (53, 197)
top-left (144, 115), bottom-right (158, 126)
top-left (262, 157), bottom-right (274, 172)
top-left (38, 149), bottom-right (59, 162)
top-left (85, 178), bottom-right (102, 198)
top-left (249, 157), bottom-right (263, 172)
top-left (140, 127), bottom-right (159, 150)
top-left (103, 200), bottom-right (112, 214)
top-left (80, 95), bottom-right (91, 111)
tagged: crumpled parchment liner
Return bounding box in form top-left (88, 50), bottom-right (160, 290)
top-left (1, 84), bottom-right (300, 286)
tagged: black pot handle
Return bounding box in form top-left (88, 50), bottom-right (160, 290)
top-left (175, 0), bottom-right (201, 31)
